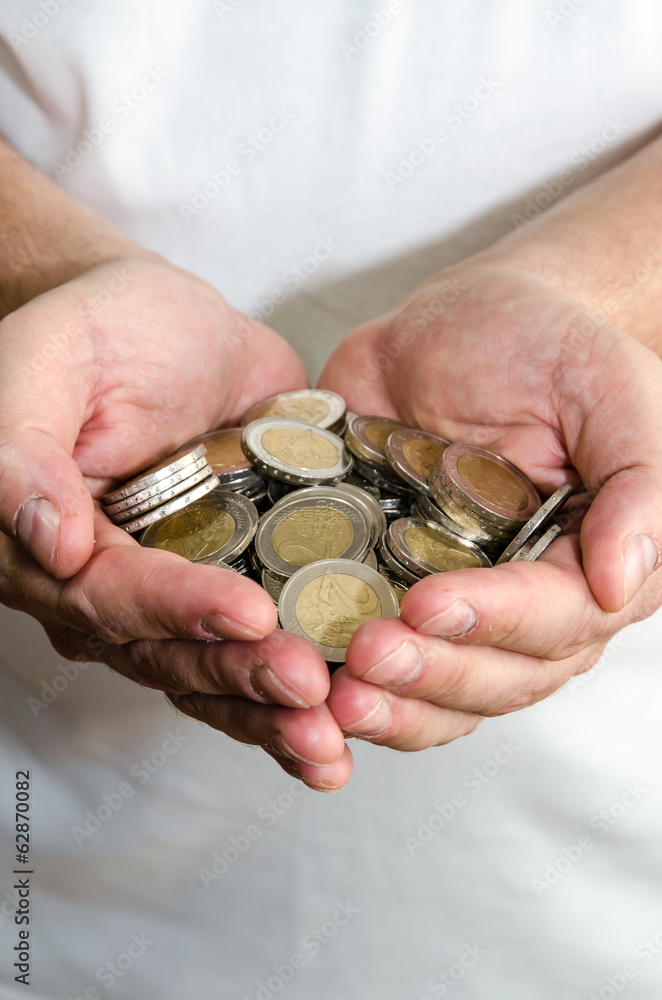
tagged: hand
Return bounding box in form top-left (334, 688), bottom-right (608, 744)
top-left (0, 257), bottom-right (350, 789)
top-left (318, 261), bottom-right (662, 757)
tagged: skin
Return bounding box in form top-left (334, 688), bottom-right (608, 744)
top-left (2, 132), bottom-right (662, 791)
top-left (319, 265), bottom-right (662, 755)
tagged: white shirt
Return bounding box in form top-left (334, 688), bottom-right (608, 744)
top-left (1, 1), bottom-right (662, 996)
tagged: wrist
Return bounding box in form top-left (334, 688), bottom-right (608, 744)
top-left (0, 137), bottom-right (157, 317)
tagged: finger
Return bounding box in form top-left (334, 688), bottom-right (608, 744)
top-left (264, 743), bottom-right (354, 792)
top-left (341, 616), bottom-right (603, 716)
top-left (328, 667), bottom-right (482, 751)
top-left (398, 534), bottom-right (636, 660)
top-left (0, 428), bottom-right (94, 579)
top-left (561, 330), bottom-right (662, 612)
top-left (1, 511), bottom-right (278, 643)
top-left (170, 694), bottom-right (347, 768)
top-left (0, 305), bottom-right (96, 578)
top-left (101, 630), bottom-right (331, 707)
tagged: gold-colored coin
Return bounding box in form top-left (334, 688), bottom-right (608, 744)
top-left (150, 507), bottom-right (236, 560)
top-left (261, 427), bottom-right (340, 470)
top-left (203, 431), bottom-right (247, 471)
top-left (271, 508), bottom-right (355, 566)
top-left (363, 420), bottom-right (403, 453)
top-left (295, 573), bottom-right (382, 646)
top-left (404, 524), bottom-right (483, 573)
top-left (457, 454), bottom-right (529, 512)
top-left (260, 397), bottom-right (331, 425)
top-left (402, 438), bottom-right (447, 480)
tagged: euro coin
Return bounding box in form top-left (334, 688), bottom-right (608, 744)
top-left (378, 534), bottom-right (422, 585)
top-left (278, 559), bottom-right (400, 662)
top-left (102, 443), bottom-right (208, 505)
top-left (387, 518), bottom-right (492, 576)
top-left (496, 483), bottom-right (573, 563)
top-left (102, 455), bottom-right (210, 516)
top-left (140, 489), bottom-right (258, 562)
top-left (111, 464), bottom-right (214, 523)
top-left (242, 418), bottom-right (352, 485)
top-left (429, 443), bottom-right (540, 533)
top-left (255, 492), bottom-right (371, 577)
top-left (508, 522), bottom-right (563, 562)
top-left (385, 428), bottom-right (451, 493)
top-left (410, 493), bottom-right (499, 551)
top-left (345, 415), bottom-right (407, 473)
top-left (116, 474), bottom-right (220, 534)
top-left (240, 389), bottom-right (346, 430)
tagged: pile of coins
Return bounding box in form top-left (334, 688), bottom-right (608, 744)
top-left (101, 390), bottom-right (579, 663)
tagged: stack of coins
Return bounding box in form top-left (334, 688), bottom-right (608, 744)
top-left (345, 415), bottom-right (417, 519)
top-left (251, 483), bottom-right (385, 603)
top-left (181, 427), bottom-right (268, 504)
top-left (101, 444), bottom-right (220, 535)
top-left (101, 389), bottom-right (581, 662)
top-left (427, 443), bottom-right (541, 559)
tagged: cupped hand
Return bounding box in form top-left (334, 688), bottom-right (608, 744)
top-left (0, 257), bottom-right (350, 788)
top-left (318, 263), bottom-right (662, 756)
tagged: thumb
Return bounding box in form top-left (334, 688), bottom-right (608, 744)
top-left (566, 332), bottom-right (662, 613)
top-left (0, 426), bottom-right (95, 579)
top-left (579, 466), bottom-right (662, 613)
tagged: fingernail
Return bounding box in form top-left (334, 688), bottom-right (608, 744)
top-left (343, 696), bottom-right (392, 737)
top-left (200, 613), bottom-right (265, 641)
top-left (417, 599), bottom-right (477, 637)
top-left (362, 640), bottom-right (423, 688)
top-left (266, 733), bottom-right (321, 766)
top-left (249, 665), bottom-right (311, 708)
top-left (623, 533), bottom-right (659, 605)
top-left (16, 498), bottom-right (60, 570)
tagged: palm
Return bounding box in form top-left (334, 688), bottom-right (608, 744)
top-left (318, 265), bottom-right (619, 493)
top-left (10, 257), bottom-right (308, 496)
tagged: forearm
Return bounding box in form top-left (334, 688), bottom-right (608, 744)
top-left (474, 131), bottom-right (662, 355)
top-left (0, 136), bottom-right (151, 317)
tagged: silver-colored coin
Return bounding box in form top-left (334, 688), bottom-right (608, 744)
top-left (255, 492), bottom-right (371, 578)
top-left (429, 443), bottom-right (540, 532)
top-left (140, 488), bottom-right (258, 562)
top-left (102, 444), bottom-right (208, 504)
top-left (387, 518), bottom-right (492, 576)
top-left (378, 535), bottom-right (422, 585)
top-left (345, 415), bottom-right (408, 473)
top-left (242, 418), bottom-right (353, 485)
top-left (239, 389), bottom-right (346, 430)
top-left (115, 474), bottom-right (220, 534)
top-left (496, 484), bottom-right (574, 564)
top-left (385, 428), bottom-right (452, 493)
top-left (102, 455), bottom-right (210, 516)
top-left (278, 558), bottom-right (400, 663)
top-left (261, 568), bottom-right (288, 603)
top-left (508, 523), bottom-right (563, 562)
top-left (111, 464), bottom-right (214, 523)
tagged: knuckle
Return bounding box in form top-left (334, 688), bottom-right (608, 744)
top-left (57, 579), bottom-right (126, 643)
